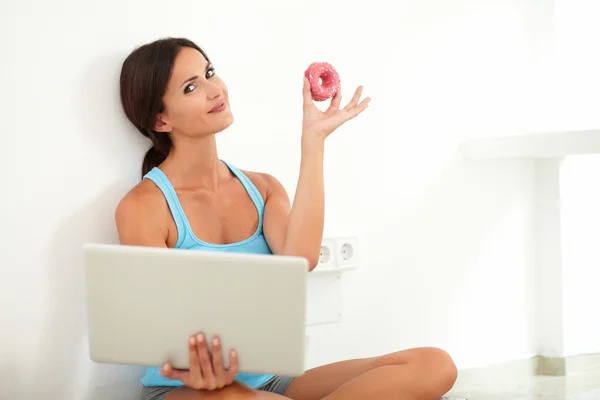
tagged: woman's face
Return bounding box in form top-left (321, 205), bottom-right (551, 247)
top-left (154, 47), bottom-right (233, 138)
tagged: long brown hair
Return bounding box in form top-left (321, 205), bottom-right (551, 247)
top-left (119, 37), bottom-right (210, 177)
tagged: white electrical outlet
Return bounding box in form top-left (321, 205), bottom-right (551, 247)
top-left (334, 237), bottom-right (358, 266)
top-left (318, 238), bottom-right (337, 269)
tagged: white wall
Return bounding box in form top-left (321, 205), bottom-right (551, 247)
top-left (1, 0), bottom-right (561, 399)
top-left (553, 0), bottom-right (600, 357)
top-left (560, 155), bottom-right (600, 357)
top-left (554, 0), bottom-right (600, 131)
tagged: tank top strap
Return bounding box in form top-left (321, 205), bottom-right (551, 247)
top-left (143, 167), bottom-right (187, 247)
top-left (220, 159), bottom-right (265, 219)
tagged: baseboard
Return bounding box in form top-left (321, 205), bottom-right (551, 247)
top-left (536, 352), bottom-right (600, 376)
top-left (534, 355), bottom-right (566, 376)
top-left (451, 352), bottom-right (600, 393)
top-left (565, 352), bottom-right (600, 373)
top-left (452, 358), bottom-right (536, 393)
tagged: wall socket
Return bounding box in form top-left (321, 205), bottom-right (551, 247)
top-left (318, 238), bottom-right (337, 268)
top-left (334, 237), bottom-right (358, 266)
top-left (316, 236), bottom-right (359, 269)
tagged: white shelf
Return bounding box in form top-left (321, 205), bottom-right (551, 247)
top-left (459, 129), bottom-right (600, 160)
top-left (309, 265), bottom-right (356, 276)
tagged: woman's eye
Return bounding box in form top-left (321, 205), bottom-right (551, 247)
top-left (206, 67), bottom-right (215, 79)
top-left (184, 84), bottom-right (196, 94)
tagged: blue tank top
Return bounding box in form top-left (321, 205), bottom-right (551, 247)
top-left (139, 160), bottom-right (275, 388)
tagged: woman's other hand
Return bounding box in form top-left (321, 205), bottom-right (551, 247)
top-left (160, 333), bottom-right (238, 390)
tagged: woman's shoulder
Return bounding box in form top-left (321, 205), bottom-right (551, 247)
top-left (115, 180), bottom-right (170, 232)
top-left (240, 170), bottom-right (288, 202)
top-left (118, 179), bottom-right (166, 209)
top-left (241, 169), bottom-right (270, 186)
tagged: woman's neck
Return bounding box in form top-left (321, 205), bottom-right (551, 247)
top-left (161, 134), bottom-right (227, 191)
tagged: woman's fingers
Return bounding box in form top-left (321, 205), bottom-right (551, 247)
top-left (161, 334), bottom-right (240, 390)
top-left (188, 335), bottom-right (204, 385)
top-left (346, 97), bottom-right (371, 120)
top-left (226, 349), bottom-right (239, 382)
top-left (209, 336), bottom-right (238, 386)
top-left (161, 334), bottom-right (206, 388)
top-left (343, 86), bottom-right (364, 111)
top-left (211, 336), bottom-right (227, 387)
top-left (196, 334), bottom-right (218, 389)
top-left (160, 362), bottom-right (190, 385)
top-left (303, 77), bottom-right (314, 108)
top-left (329, 88), bottom-right (342, 110)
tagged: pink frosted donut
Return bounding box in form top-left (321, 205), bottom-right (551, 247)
top-left (304, 62), bottom-right (340, 102)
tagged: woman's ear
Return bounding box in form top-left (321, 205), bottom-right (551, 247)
top-left (154, 114), bottom-right (172, 133)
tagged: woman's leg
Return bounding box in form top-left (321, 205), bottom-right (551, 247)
top-left (163, 382), bottom-right (290, 400)
top-left (283, 347), bottom-right (457, 400)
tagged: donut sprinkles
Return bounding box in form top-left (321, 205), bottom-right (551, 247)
top-left (304, 62), bottom-right (341, 102)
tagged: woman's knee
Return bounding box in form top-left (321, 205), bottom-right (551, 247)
top-left (419, 347), bottom-right (458, 395)
top-left (211, 382), bottom-right (257, 400)
top-left (168, 382), bottom-right (256, 400)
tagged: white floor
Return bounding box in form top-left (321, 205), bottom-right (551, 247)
top-left (447, 366), bottom-right (600, 399)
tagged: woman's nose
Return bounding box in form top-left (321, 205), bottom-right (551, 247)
top-left (206, 82), bottom-right (223, 99)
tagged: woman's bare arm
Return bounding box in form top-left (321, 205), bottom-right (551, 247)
top-left (262, 143), bottom-right (324, 270)
top-left (115, 183), bottom-right (169, 248)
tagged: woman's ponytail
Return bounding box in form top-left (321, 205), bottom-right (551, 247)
top-left (141, 133), bottom-right (172, 177)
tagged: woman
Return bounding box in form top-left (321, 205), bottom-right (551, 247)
top-left (116, 37), bottom-right (458, 400)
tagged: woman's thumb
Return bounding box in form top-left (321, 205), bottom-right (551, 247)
top-left (303, 77), bottom-right (312, 104)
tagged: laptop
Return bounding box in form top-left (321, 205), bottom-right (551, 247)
top-left (83, 243), bottom-right (308, 376)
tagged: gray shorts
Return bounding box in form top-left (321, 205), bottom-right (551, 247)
top-left (140, 376), bottom-right (294, 400)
